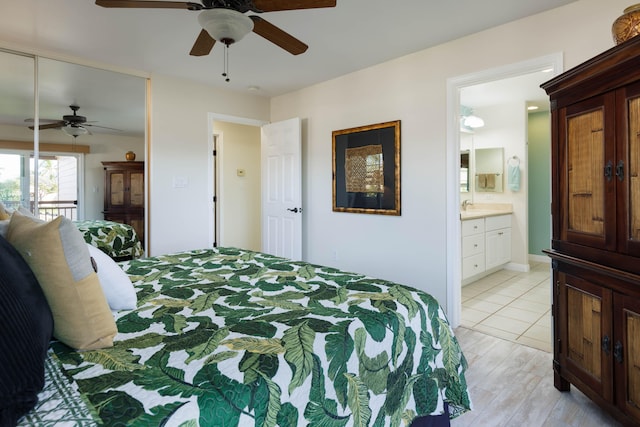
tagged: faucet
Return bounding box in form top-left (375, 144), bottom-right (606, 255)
top-left (462, 199), bottom-right (472, 210)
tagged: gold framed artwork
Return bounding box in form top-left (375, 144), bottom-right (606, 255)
top-left (332, 120), bottom-right (401, 215)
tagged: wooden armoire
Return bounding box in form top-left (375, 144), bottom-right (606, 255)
top-left (541, 36), bottom-right (640, 426)
top-left (102, 161), bottom-right (145, 245)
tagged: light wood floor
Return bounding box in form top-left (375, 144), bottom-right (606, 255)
top-left (450, 327), bottom-right (622, 427)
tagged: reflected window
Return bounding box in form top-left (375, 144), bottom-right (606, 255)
top-left (460, 150), bottom-right (470, 192)
top-left (0, 150), bottom-right (80, 220)
top-left (0, 153), bottom-right (26, 210)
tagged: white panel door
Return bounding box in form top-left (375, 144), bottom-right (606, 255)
top-left (261, 118), bottom-right (302, 260)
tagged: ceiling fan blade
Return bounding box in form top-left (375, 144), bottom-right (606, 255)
top-left (24, 118), bottom-right (62, 124)
top-left (190, 29), bottom-right (216, 56)
top-left (250, 16), bottom-right (308, 55)
top-left (84, 124), bottom-right (123, 131)
top-left (252, 0), bottom-right (335, 12)
top-left (95, 0), bottom-right (203, 10)
top-left (29, 122), bottom-right (65, 131)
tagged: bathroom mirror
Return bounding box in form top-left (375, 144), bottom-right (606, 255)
top-left (475, 147), bottom-right (503, 192)
top-left (460, 150), bottom-right (470, 193)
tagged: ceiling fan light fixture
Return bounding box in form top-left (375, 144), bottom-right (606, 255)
top-left (198, 9), bottom-right (254, 45)
top-left (62, 125), bottom-right (88, 137)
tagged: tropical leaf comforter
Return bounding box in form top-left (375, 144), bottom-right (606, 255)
top-left (26, 247), bottom-right (471, 426)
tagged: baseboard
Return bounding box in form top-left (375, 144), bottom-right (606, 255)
top-left (504, 262), bottom-right (529, 272)
top-left (529, 254), bottom-right (551, 264)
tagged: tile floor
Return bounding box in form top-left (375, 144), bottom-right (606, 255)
top-left (460, 261), bottom-right (552, 352)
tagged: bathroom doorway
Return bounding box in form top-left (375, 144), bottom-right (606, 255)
top-left (445, 53), bottom-right (562, 328)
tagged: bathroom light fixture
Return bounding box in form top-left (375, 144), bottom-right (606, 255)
top-left (460, 105), bottom-right (485, 131)
top-left (463, 114), bottom-right (485, 129)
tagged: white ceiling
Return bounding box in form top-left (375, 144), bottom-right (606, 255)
top-left (461, 69), bottom-right (555, 113)
top-left (0, 0), bottom-right (577, 137)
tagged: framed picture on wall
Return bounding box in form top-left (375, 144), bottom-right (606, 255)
top-left (332, 120), bottom-right (401, 215)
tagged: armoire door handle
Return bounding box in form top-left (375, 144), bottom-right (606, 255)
top-left (605, 160), bottom-right (613, 182)
top-left (602, 335), bottom-right (611, 355)
top-left (614, 341), bottom-right (624, 364)
top-left (616, 160), bottom-right (624, 182)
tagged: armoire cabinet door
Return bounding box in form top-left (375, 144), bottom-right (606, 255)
top-left (618, 82), bottom-right (640, 257)
top-left (559, 272), bottom-right (613, 402)
top-left (107, 171), bottom-right (125, 207)
top-left (614, 294), bottom-right (640, 422)
top-left (559, 94), bottom-right (617, 252)
top-left (129, 171), bottom-right (144, 208)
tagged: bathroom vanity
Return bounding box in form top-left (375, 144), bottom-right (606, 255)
top-left (461, 203), bottom-right (513, 284)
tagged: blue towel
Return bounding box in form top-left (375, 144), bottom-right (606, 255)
top-left (508, 164), bottom-right (520, 191)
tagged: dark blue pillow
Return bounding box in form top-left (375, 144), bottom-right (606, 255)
top-left (0, 234), bottom-right (53, 425)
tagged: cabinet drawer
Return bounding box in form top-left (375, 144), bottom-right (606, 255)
top-left (463, 253), bottom-right (485, 279)
top-left (485, 214), bottom-right (511, 231)
top-left (462, 218), bottom-right (484, 236)
top-left (462, 234), bottom-right (484, 257)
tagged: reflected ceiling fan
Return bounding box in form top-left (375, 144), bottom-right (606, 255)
top-left (26, 105), bottom-right (121, 138)
top-left (95, 0), bottom-right (337, 80)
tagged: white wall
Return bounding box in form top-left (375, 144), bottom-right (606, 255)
top-left (472, 102), bottom-right (528, 268)
top-left (148, 74), bottom-right (269, 256)
top-left (268, 0), bottom-right (629, 306)
top-left (214, 120), bottom-right (261, 251)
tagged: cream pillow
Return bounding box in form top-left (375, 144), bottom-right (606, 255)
top-left (0, 201), bottom-right (10, 220)
top-left (6, 213), bottom-right (117, 350)
top-left (87, 244), bottom-right (137, 310)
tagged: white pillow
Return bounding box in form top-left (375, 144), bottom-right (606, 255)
top-left (87, 244), bottom-right (137, 310)
top-left (17, 206), bottom-right (36, 217)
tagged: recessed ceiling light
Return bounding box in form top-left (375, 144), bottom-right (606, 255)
top-left (527, 105), bottom-right (539, 111)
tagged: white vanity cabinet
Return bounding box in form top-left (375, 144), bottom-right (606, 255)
top-left (462, 218), bottom-right (485, 280)
top-left (485, 215), bottom-right (512, 270)
top-left (462, 214), bottom-right (512, 284)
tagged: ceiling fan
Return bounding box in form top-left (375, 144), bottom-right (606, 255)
top-left (94, 0), bottom-right (337, 57)
top-left (26, 105), bottom-right (121, 137)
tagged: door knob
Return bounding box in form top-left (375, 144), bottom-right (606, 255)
top-left (287, 207), bottom-right (301, 213)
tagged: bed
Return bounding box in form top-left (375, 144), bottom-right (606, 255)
top-left (3, 214), bottom-right (471, 427)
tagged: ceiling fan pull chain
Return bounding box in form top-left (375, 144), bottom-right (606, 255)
top-left (222, 44), bottom-right (230, 82)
